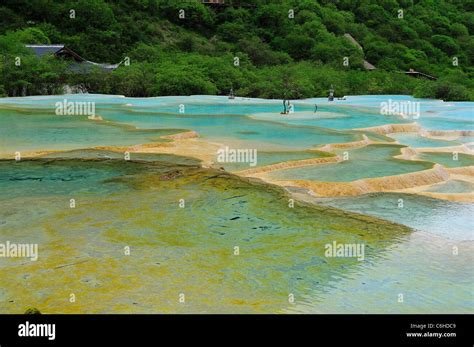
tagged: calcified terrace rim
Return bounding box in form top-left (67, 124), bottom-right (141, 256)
top-left (1, 97), bottom-right (472, 203)
top-left (236, 105), bottom-right (473, 201)
top-left (24, 128), bottom-right (474, 203)
top-left (239, 143), bottom-right (473, 202)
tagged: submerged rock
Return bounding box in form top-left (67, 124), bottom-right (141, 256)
top-left (159, 169), bottom-right (183, 180)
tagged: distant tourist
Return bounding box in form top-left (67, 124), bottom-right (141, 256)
top-left (287, 102), bottom-right (294, 113)
top-left (281, 99), bottom-right (287, 114)
top-left (328, 84), bottom-right (335, 101)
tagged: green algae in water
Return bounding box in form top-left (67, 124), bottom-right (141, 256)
top-left (0, 158), bottom-right (411, 313)
top-left (267, 144), bottom-right (433, 182)
top-left (417, 152), bottom-right (474, 168)
top-left (0, 159), bottom-right (134, 198)
top-left (0, 152), bottom-right (201, 199)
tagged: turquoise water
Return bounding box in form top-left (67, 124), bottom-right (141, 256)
top-left (0, 109), bottom-right (183, 156)
top-left (416, 102), bottom-right (473, 131)
top-left (417, 152), bottom-right (474, 168)
top-left (0, 102), bottom-right (360, 153)
top-left (0, 158), bottom-right (135, 198)
top-left (457, 136), bottom-right (474, 144)
top-left (390, 133), bottom-right (461, 148)
top-left (425, 180), bottom-right (474, 194)
top-left (1, 95), bottom-right (471, 152)
top-left (97, 108), bottom-right (358, 150)
top-left (309, 192), bottom-right (474, 241)
top-left (0, 151), bottom-right (202, 199)
top-left (303, 95), bottom-right (474, 131)
top-left (268, 145), bottom-right (433, 182)
top-left (127, 103), bottom-right (313, 115)
top-left (250, 105), bottom-right (409, 130)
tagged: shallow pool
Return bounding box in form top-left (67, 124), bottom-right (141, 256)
top-left (417, 152), bottom-right (474, 168)
top-left (267, 145), bottom-right (433, 182)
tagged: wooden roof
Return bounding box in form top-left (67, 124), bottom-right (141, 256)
top-left (399, 69), bottom-right (437, 80)
top-left (25, 45), bottom-right (65, 57)
top-left (25, 44), bottom-right (120, 72)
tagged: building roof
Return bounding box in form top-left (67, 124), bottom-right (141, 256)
top-left (399, 69), bottom-right (437, 80)
top-left (25, 44), bottom-right (65, 58)
top-left (25, 44), bottom-right (120, 72)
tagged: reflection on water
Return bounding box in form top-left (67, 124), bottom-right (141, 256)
top-left (304, 192), bottom-right (474, 241)
top-left (285, 231), bottom-right (473, 313)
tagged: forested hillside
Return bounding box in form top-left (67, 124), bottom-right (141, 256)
top-left (1, 0), bottom-right (473, 100)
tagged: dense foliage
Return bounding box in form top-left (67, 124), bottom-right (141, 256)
top-left (1, 0), bottom-right (473, 100)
